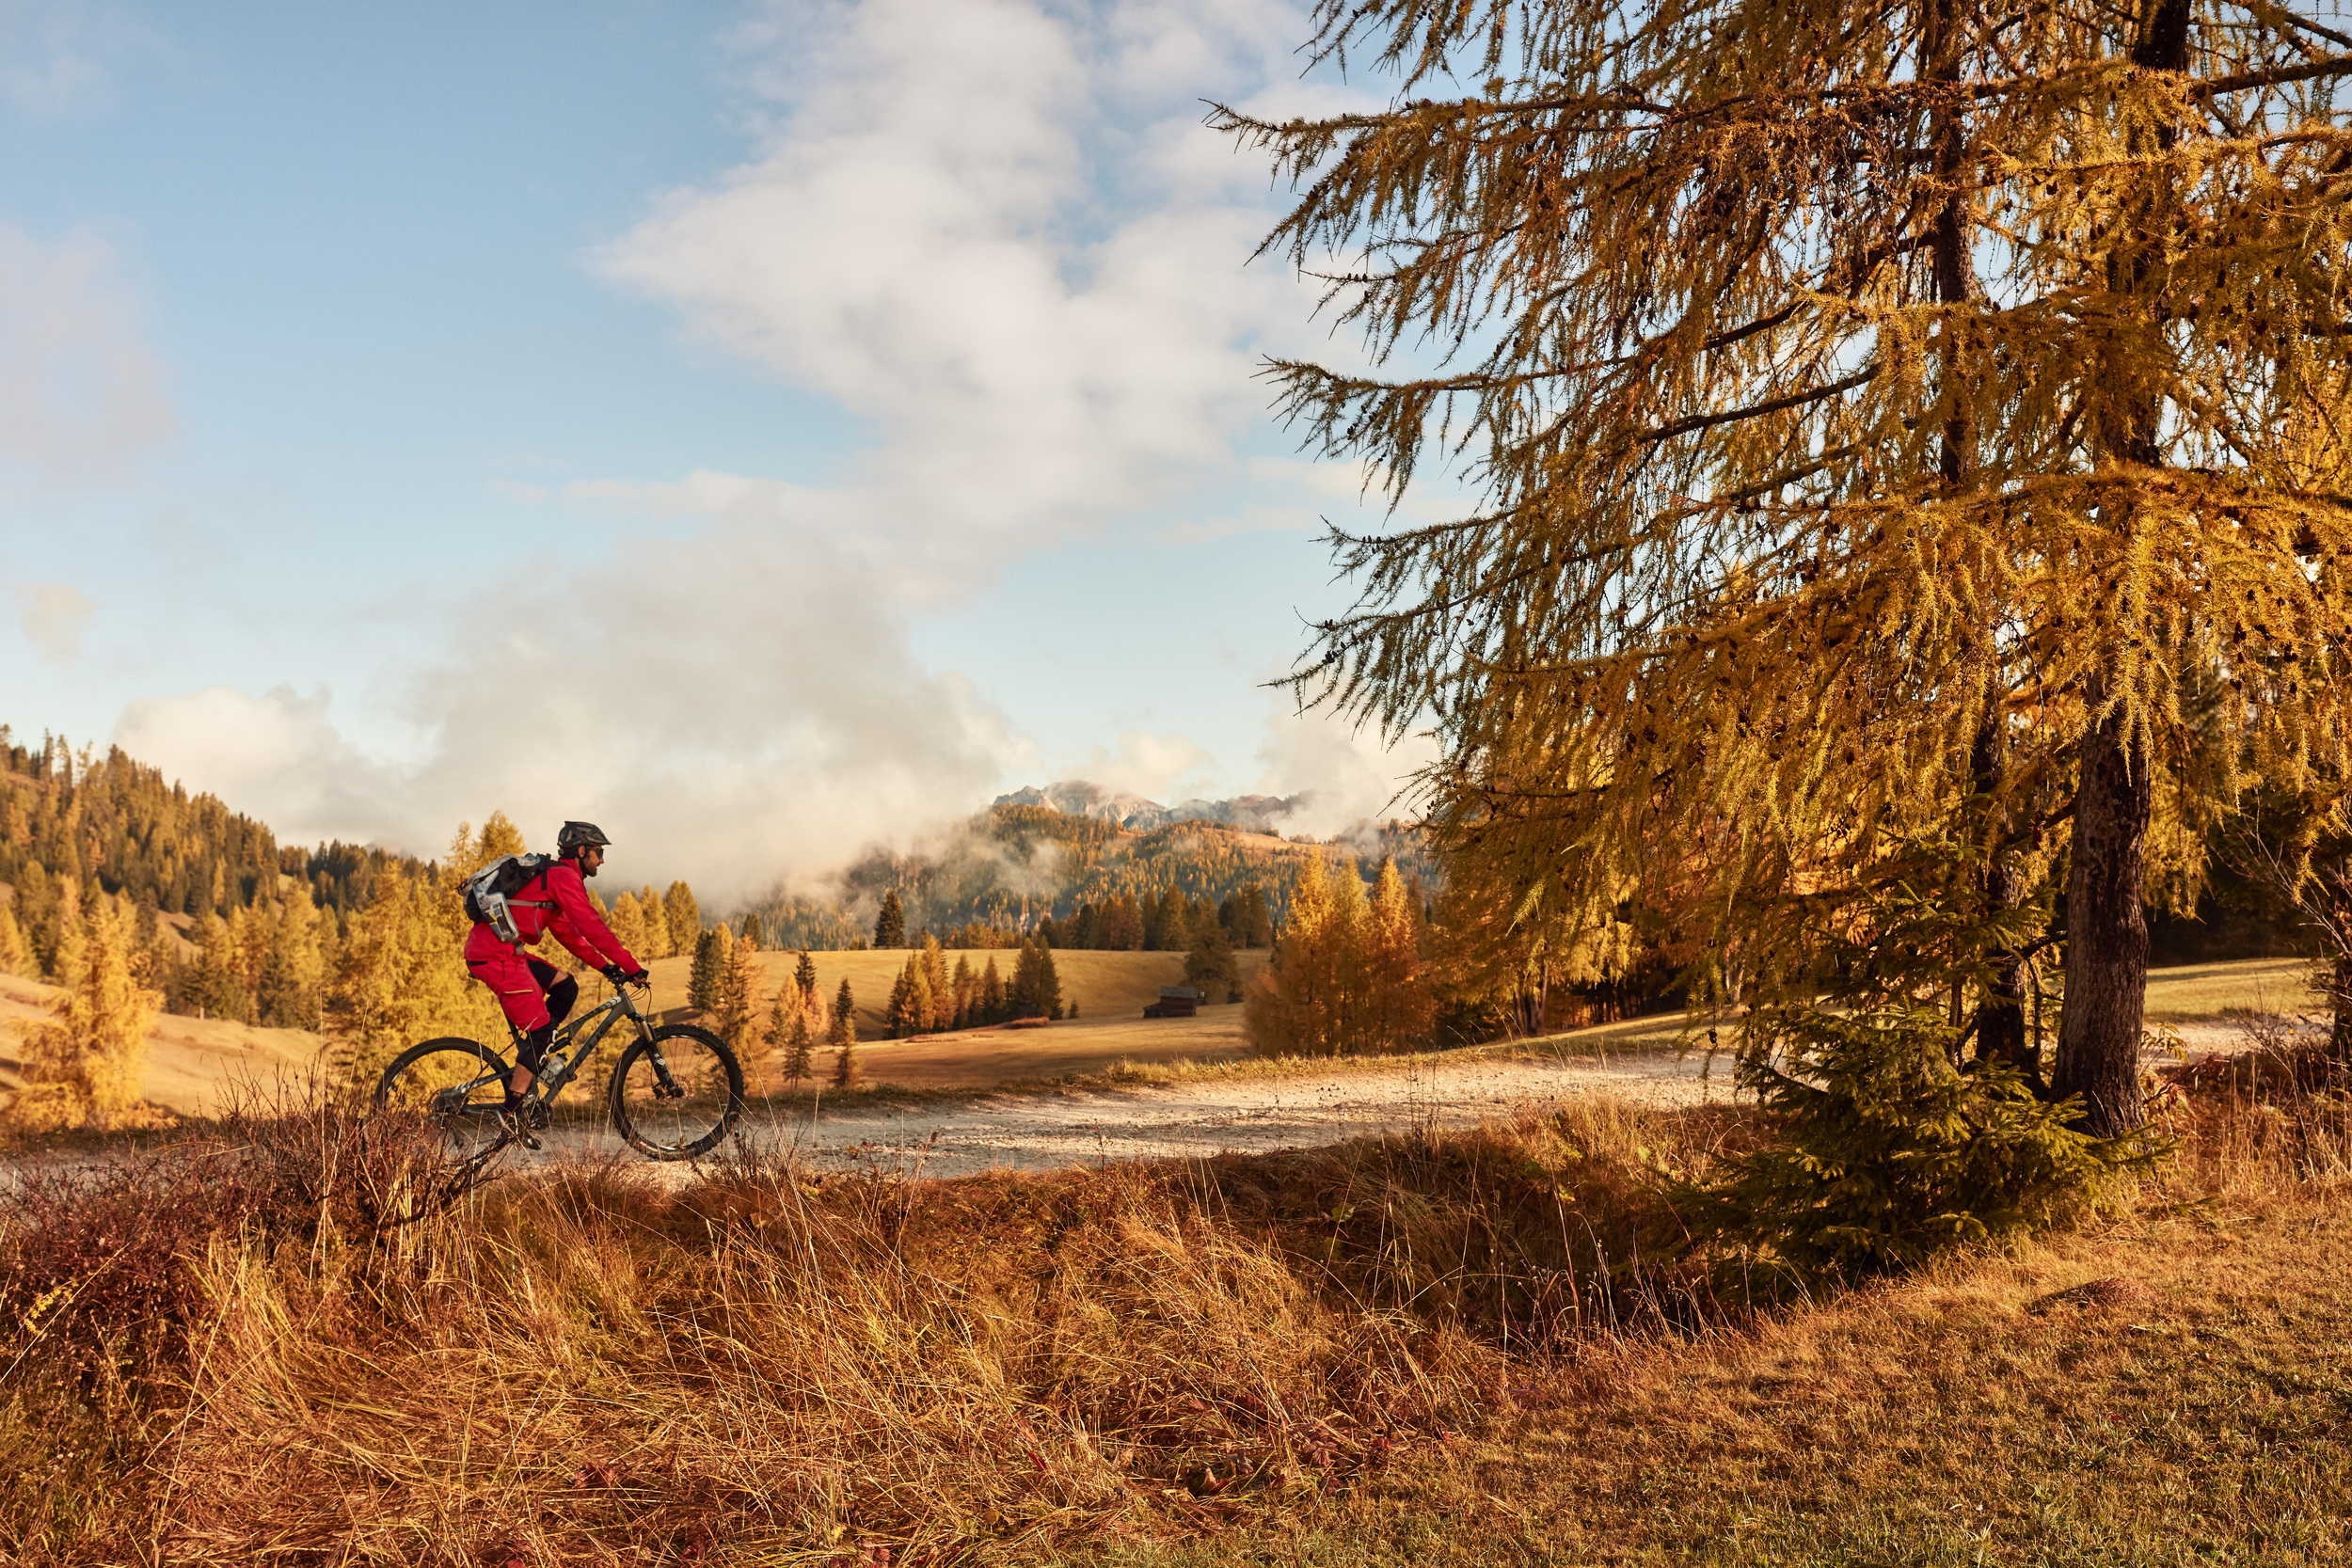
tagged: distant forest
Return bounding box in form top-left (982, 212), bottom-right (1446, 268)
top-left (0, 727), bottom-right (428, 930)
top-left (737, 802), bottom-right (1439, 951)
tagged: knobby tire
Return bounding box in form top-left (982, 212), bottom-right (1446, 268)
top-left (608, 1022), bottom-right (743, 1161)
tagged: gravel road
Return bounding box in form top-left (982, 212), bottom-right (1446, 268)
top-left (516, 1042), bottom-right (1744, 1180)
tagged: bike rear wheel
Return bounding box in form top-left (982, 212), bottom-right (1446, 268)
top-left (608, 1023), bottom-right (743, 1161)
top-left (375, 1037), bottom-right (514, 1164)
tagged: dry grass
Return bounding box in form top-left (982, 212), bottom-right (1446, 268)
top-left (2138, 956), bottom-right (2322, 1022)
top-left (8, 1014), bottom-right (2352, 1564)
top-left (2, 1087), bottom-right (1737, 1564)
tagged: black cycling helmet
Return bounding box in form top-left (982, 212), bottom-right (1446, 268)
top-left (556, 820), bottom-right (612, 859)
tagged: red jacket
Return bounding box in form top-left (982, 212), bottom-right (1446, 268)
top-left (464, 859), bottom-right (638, 972)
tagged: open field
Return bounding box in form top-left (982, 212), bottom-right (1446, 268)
top-left (636, 943), bottom-right (1272, 1037)
top-left (0, 971), bottom-right (325, 1119)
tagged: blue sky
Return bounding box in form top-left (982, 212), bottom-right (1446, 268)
top-left (0, 0), bottom-right (1449, 903)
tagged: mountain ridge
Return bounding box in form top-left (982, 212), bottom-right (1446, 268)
top-left (992, 780), bottom-right (1311, 834)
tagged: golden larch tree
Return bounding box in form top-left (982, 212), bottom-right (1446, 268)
top-left (1223, 0), bottom-right (2352, 1133)
top-left (16, 896), bottom-right (160, 1130)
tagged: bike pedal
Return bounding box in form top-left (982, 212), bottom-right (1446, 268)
top-left (495, 1110), bottom-right (544, 1152)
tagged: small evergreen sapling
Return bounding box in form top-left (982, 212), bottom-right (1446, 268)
top-left (1686, 1005), bottom-right (2162, 1286)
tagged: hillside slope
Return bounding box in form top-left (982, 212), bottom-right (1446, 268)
top-left (747, 801), bottom-right (1433, 947)
top-left (0, 971), bottom-right (327, 1118)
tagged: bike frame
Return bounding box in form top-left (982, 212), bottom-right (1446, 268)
top-left (520, 978), bottom-right (656, 1107)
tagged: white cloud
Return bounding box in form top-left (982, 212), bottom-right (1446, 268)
top-left (1078, 728), bottom-right (1217, 800)
top-left (596, 0), bottom-right (1335, 580)
top-left (15, 578), bottom-right (91, 663)
top-left (0, 223), bottom-right (172, 478)
top-left (114, 684), bottom-right (408, 836)
top-left (1254, 704), bottom-right (1438, 839)
top-left (116, 493), bottom-right (1023, 905)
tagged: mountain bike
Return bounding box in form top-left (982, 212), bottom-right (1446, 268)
top-left (373, 974), bottom-right (745, 1164)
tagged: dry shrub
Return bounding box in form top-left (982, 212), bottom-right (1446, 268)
top-left (36, 1078), bottom-right (2312, 1564)
top-left (148, 1151), bottom-right (1507, 1564)
top-left (0, 1084), bottom-right (453, 1385)
top-left (1179, 1096), bottom-right (1753, 1340)
top-left (2156, 1012), bottom-right (2352, 1196)
top-left (0, 1093), bottom-right (1740, 1564)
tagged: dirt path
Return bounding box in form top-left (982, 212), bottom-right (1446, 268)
top-left (516, 1042), bottom-right (1742, 1180)
top-left (516, 1021), bottom-right (2265, 1182)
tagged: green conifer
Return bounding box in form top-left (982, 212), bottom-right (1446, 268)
top-left (829, 977), bottom-right (857, 1046)
top-left (778, 999), bottom-right (815, 1087)
top-left (885, 959), bottom-right (916, 1037)
top-left (663, 881), bottom-right (703, 955)
top-left (689, 927), bottom-right (727, 1013)
top-left (874, 890), bottom-right (906, 949)
top-left (978, 956), bottom-right (1006, 1023)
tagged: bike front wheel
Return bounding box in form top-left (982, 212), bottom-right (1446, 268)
top-left (608, 1023), bottom-right (743, 1161)
top-left (375, 1037), bottom-right (514, 1164)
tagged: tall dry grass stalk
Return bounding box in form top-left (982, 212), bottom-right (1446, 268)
top-left (6, 1051), bottom-right (2350, 1564)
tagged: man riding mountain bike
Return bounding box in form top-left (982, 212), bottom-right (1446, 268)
top-left (462, 820), bottom-right (650, 1132)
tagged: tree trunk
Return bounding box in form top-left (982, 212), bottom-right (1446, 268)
top-left (2055, 677), bottom-right (2153, 1134)
top-left (1969, 712), bottom-right (2036, 1080)
top-left (2050, 0), bottom-right (2188, 1135)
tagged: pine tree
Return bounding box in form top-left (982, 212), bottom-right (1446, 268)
top-left (690, 927), bottom-right (728, 1014)
top-left (608, 890), bottom-right (649, 958)
top-left (829, 977), bottom-right (861, 1088)
top-left (1036, 941), bottom-right (1062, 1021)
top-left (978, 956), bottom-right (1006, 1023)
top-left (325, 854), bottom-right (503, 1094)
top-left (831, 1032), bottom-right (863, 1090)
top-left (1244, 855), bottom-right (1375, 1056)
top-left (1221, 0), bottom-right (2352, 1132)
top-left (829, 977), bottom-right (858, 1046)
top-left (908, 962), bottom-right (935, 1036)
top-left (714, 925), bottom-right (763, 1048)
top-left (1143, 887), bottom-right (1184, 951)
top-left (740, 911), bottom-right (765, 948)
top-left (636, 885), bottom-right (675, 959)
top-left (0, 899), bottom-right (34, 978)
top-left (1229, 883), bottom-right (1274, 950)
top-left (16, 896), bottom-right (161, 1130)
top-left (793, 948), bottom-right (819, 1008)
top-left (1102, 894), bottom-right (1144, 951)
top-left (777, 996), bottom-right (816, 1087)
top-left (1360, 858), bottom-right (1435, 1052)
top-left (919, 934), bottom-right (951, 1031)
top-left (255, 885), bottom-right (326, 1030)
top-left (950, 954), bottom-right (975, 1029)
top-left (664, 881), bottom-right (703, 956)
top-left (874, 889), bottom-right (906, 949)
top-left (184, 911), bottom-right (251, 1022)
top-left (1185, 915), bottom-right (1240, 1004)
top-left (885, 958), bottom-right (917, 1038)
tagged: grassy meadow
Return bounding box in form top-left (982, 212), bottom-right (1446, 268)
top-left (637, 943), bottom-right (1269, 1036)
